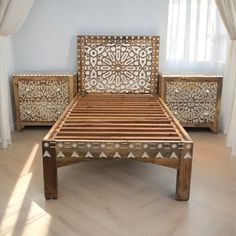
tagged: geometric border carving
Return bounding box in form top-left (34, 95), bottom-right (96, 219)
top-left (43, 141), bottom-right (193, 160)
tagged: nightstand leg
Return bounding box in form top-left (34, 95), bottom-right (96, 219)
top-left (175, 154), bottom-right (192, 201)
top-left (42, 144), bottom-right (57, 199)
top-left (16, 121), bottom-right (25, 131)
top-left (210, 124), bottom-right (218, 134)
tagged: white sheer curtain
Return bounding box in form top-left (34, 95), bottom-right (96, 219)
top-left (215, 0), bottom-right (236, 156)
top-left (166, 0), bottom-right (228, 74)
top-left (0, 0), bottom-right (34, 148)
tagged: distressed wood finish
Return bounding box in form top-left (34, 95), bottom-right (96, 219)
top-left (13, 73), bottom-right (77, 131)
top-left (158, 74), bottom-right (223, 133)
top-left (42, 35), bottom-right (193, 201)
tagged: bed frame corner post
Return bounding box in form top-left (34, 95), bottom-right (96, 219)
top-left (42, 141), bottom-right (58, 199)
top-left (175, 144), bottom-right (193, 201)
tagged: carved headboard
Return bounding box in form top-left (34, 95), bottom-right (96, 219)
top-left (77, 35), bottom-right (159, 94)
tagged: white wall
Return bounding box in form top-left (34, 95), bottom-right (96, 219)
top-left (11, 0), bottom-right (169, 73)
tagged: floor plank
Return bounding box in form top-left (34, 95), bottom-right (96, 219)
top-left (0, 127), bottom-right (236, 236)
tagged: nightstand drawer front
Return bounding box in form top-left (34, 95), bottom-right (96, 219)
top-left (166, 81), bottom-right (218, 123)
top-left (166, 81), bottom-right (218, 104)
top-left (169, 102), bottom-right (215, 123)
top-left (18, 80), bottom-right (70, 103)
top-left (19, 103), bottom-right (67, 122)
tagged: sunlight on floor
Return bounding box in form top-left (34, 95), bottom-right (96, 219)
top-left (20, 144), bottom-right (39, 177)
top-left (0, 144), bottom-right (52, 236)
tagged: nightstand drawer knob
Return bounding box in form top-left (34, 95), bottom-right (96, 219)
top-left (26, 88), bottom-right (30, 92)
top-left (57, 88), bottom-right (61, 92)
top-left (174, 89), bottom-right (179, 93)
top-left (205, 89), bottom-right (210, 93)
top-left (174, 111), bottom-right (178, 115)
top-left (204, 112), bottom-right (208, 116)
top-left (27, 111), bottom-right (31, 114)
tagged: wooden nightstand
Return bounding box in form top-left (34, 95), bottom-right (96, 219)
top-left (13, 73), bottom-right (77, 131)
top-left (158, 74), bottom-right (223, 133)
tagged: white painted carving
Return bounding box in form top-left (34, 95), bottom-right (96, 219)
top-left (166, 81), bottom-right (218, 123)
top-left (113, 152), bottom-right (121, 158)
top-left (184, 152), bottom-right (192, 159)
top-left (170, 152), bottom-right (178, 159)
top-left (99, 152), bottom-right (107, 158)
top-left (71, 151), bottom-right (79, 158)
top-left (85, 151), bottom-right (93, 158)
top-left (156, 152), bottom-right (164, 158)
top-left (44, 142), bottom-right (49, 148)
top-left (43, 150), bottom-right (51, 158)
top-left (142, 152), bottom-right (149, 158)
top-left (78, 36), bottom-right (158, 94)
top-left (57, 151), bottom-right (65, 158)
top-left (127, 152), bottom-right (135, 158)
top-left (18, 80), bottom-right (69, 122)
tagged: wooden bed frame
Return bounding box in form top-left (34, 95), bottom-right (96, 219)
top-left (42, 36), bottom-right (193, 201)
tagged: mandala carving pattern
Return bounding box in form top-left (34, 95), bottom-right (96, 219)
top-left (78, 36), bottom-right (159, 94)
top-left (166, 81), bottom-right (218, 123)
top-left (18, 80), bottom-right (70, 121)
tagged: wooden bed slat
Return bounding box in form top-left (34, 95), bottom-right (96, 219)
top-left (62, 123), bottom-right (174, 127)
top-left (60, 127), bottom-right (176, 131)
top-left (54, 136), bottom-right (182, 140)
top-left (48, 94), bottom-right (185, 141)
top-left (55, 131), bottom-right (179, 136)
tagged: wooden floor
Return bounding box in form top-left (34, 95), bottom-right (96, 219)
top-left (0, 128), bottom-right (236, 236)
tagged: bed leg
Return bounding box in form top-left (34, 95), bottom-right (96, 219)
top-left (42, 142), bottom-right (57, 199)
top-left (175, 150), bottom-right (192, 201)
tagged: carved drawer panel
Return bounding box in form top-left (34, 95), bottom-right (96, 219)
top-left (13, 73), bottom-right (77, 130)
top-left (19, 104), bottom-right (67, 122)
top-left (158, 74), bottom-right (223, 133)
top-left (165, 81), bottom-right (218, 123)
top-left (18, 80), bottom-right (70, 102)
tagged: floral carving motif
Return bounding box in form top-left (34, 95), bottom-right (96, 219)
top-left (78, 36), bottom-right (159, 94)
top-left (166, 82), bottom-right (218, 123)
top-left (18, 80), bottom-right (69, 121)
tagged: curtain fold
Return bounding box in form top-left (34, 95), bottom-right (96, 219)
top-left (0, 36), bottom-right (11, 148)
top-left (0, 0), bottom-right (34, 148)
top-left (0, 0), bottom-right (10, 23)
top-left (0, 0), bottom-right (34, 36)
top-left (215, 0), bottom-right (236, 155)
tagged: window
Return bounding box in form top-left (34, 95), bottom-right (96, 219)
top-left (166, 0), bottom-right (228, 73)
